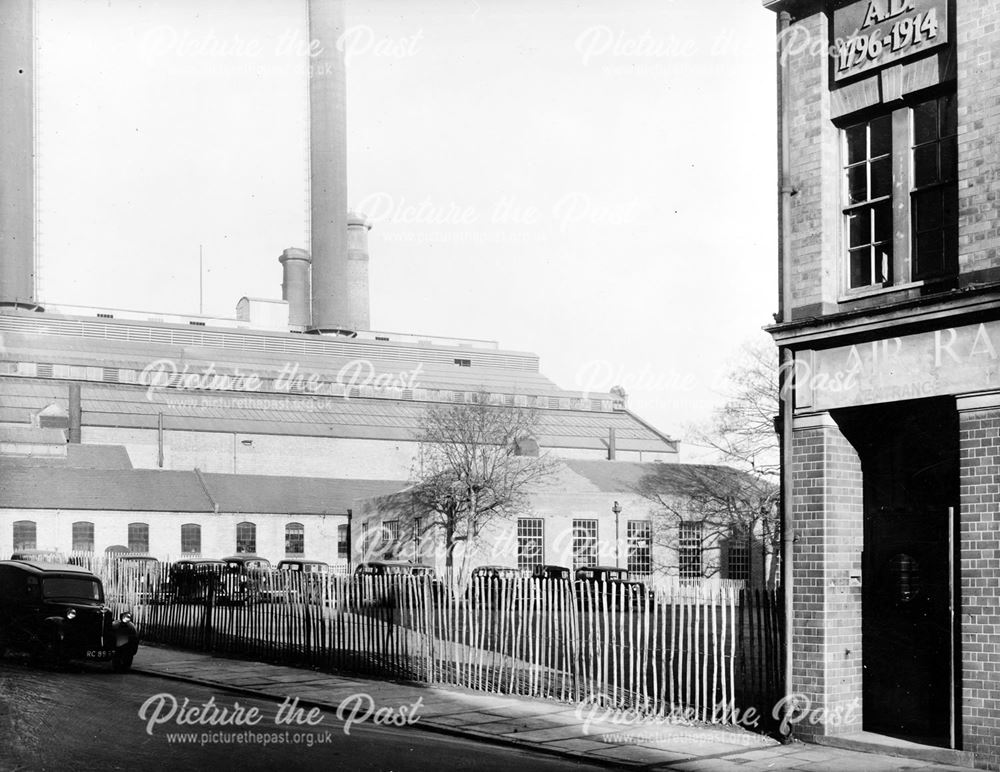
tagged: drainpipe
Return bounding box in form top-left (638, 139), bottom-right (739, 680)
top-left (157, 412), bottom-right (164, 468)
top-left (68, 383), bottom-right (81, 444)
top-left (777, 8), bottom-right (796, 723)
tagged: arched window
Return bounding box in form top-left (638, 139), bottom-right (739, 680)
top-left (128, 523), bottom-right (149, 554)
top-left (236, 522), bottom-right (256, 554)
top-left (181, 524), bottom-right (201, 555)
top-left (285, 523), bottom-right (304, 556)
top-left (12, 520), bottom-right (36, 551)
top-left (72, 521), bottom-right (95, 552)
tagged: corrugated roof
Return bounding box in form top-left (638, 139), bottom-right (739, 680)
top-left (0, 378), bottom-right (677, 453)
top-left (562, 459), bottom-right (761, 494)
top-left (201, 474), bottom-right (406, 515)
top-left (0, 444), bottom-right (133, 469)
top-left (0, 463), bottom-right (407, 514)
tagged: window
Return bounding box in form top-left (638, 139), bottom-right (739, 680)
top-left (844, 115), bottom-right (893, 289)
top-left (128, 522), bottom-right (149, 554)
top-left (412, 516), bottom-right (422, 558)
top-left (181, 524), bottom-right (201, 554)
top-left (912, 94), bottom-right (958, 280)
top-left (72, 522), bottom-right (94, 552)
top-left (626, 520), bottom-right (652, 577)
top-left (572, 519), bottom-right (599, 570)
top-left (382, 520), bottom-right (400, 549)
top-left (236, 522), bottom-right (256, 554)
top-left (841, 93), bottom-right (957, 292)
top-left (337, 524), bottom-right (349, 559)
top-left (726, 529), bottom-right (750, 582)
top-left (517, 518), bottom-right (544, 571)
top-left (13, 520), bottom-right (36, 551)
top-left (454, 358), bottom-right (471, 367)
top-left (678, 521), bottom-right (703, 580)
top-left (285, 523), bottom-right (305, 556)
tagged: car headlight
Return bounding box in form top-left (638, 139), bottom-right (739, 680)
top-left (66, 608), bottom-right (77, 620)
top-left (120, 611), bottom-right (132, 624)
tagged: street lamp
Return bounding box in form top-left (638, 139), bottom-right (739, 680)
top-left (612, 500), bottom-right (622, 567)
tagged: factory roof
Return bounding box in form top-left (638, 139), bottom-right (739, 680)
top-left (0, 378), bottom-right (678, 454)
top-left (0, 463), bottom-right (407, 514)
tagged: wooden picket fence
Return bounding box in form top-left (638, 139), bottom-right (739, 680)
top-left (73, 555), bottom-right (783, 731)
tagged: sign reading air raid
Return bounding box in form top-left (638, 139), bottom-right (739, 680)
top-left (796, 320), bottom-right (1000, 412)
top-left (833, 0), bottom-right (949, 82)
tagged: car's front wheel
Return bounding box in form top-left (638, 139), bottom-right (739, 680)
top-left (112, 651), bottom-right (133, 673)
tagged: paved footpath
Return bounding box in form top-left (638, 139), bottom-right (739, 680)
top-left (133, 644), bottom-right (973, 771)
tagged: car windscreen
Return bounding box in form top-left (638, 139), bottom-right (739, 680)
top-left (42, 576), bottom-right (103, 601)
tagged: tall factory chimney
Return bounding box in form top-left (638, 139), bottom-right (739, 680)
top-left (0, 0), bottom-right (40, 310)
top-left (279, 247), bottom-right (312, 327)
top-left (345, 211), bottom-right (371, 332)
top-left (307, 0), bottom-right (351, 334)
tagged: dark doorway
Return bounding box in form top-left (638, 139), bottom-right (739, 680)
top-left (836, 397), bottom-right (958, 747)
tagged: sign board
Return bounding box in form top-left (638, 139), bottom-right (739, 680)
top-left (797, 320), bottom-right (1000, 412)
top-left (833, 0), bottom-right (948, 82)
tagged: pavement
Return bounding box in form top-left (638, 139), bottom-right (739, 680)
top-left (132, 643), bottom-right (975, 771)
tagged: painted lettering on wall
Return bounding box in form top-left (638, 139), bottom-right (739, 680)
top-left (833, 0), bottom-right (948, 82)
top-left (801, 321), bottom-right (1000, 411)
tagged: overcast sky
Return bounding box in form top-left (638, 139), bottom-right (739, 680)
top-left (34, 0), bottom-right (778, 461)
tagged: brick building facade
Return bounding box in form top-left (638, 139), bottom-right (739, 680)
top-left (765, 0), bottom-right (1000, 767)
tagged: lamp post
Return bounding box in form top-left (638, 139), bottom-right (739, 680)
top-left (612, 500), bottom-right (622, 568)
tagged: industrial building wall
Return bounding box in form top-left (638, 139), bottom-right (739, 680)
top-left (1, 508), bottom-right (348, 565)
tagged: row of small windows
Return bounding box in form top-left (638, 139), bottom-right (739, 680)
top-left (11, 520), bottom-right (307, 557)
top-left (842, 92), bottom-right (957, 291)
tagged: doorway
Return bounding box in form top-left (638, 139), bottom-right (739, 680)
top-left (836, 397), bottom-right (958, 747)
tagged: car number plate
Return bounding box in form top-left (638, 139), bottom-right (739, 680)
top-left (86, 650), bottom-right (112, 659)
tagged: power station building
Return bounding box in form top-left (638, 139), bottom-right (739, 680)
top-left (765, 0), bottom-right (1000, 766)
top-left (0, 1), bottom-right (681, 565)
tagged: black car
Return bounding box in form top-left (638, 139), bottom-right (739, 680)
top-left (466, 565), bottom-right (522, 604)
top-left (272, 560), bottom-right (330, 602)
top-left (167, 559), bottom-right (228, 603)
top-left (574, 566), bottom-right (652, 608)
top-left (0, 561), bottom-right (139, 671)
top-left (532, 564), bottom-right (571, 581)
top-left (220, 556), bottom-right (272, 605)
top-left (354, 561), bottom-right (445, 605)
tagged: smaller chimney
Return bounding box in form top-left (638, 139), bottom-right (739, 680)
top-left (346, 212), bottom-right (372, 332)
top-left (608, 427), bottom-right (616, 461)
top-left (279, 247), bottom-right (312, 328)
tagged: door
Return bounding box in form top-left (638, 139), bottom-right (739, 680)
top-left (839, 397), bottom-right (957, 746)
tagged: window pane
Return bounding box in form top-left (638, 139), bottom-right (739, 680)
top-left (874, 201), bottom-right (893, 243)
top-left (913, 100), bottom-right (938, 144)
top-left (847, 165), bottom-right (868, 204)
top-left (850, 248), bottom-right (872, 288)
top-left (13, 521), bottom-right (37, 551)
top-left (285, 523), bottom-right (305, 556)
top-left (517, 518), bottom-right (544, 571)
top-left (848, 209), bottom-right (870, 248)
top-left (846, 124), bottom-right (867, 165)
top-left (236, 522), bottom-right (256, 554)
top-left (870, 156), bottom-right (892, 199)
top-left (870, 115), bottom-right (892, 157)
top-left (916, 232), bottom-right (944, 278)
top-left (939, 93), bottom-right (957, 138)
top-left (128, 523), bottom-right (149, 554)
top-left (940, 136), bottom-right (957, 183)
top-left (72, 522), bottom-right (94, 552)
top-left (181, 524), bottom-right (201, 554)
top-left (875, 244), bottom-right (891, 284)
top-left (914, 144), bottom-right (939, 187)
top-left (914, 188), bottom-right (943, 232)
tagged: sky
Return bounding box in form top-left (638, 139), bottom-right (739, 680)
top-left (34, 0), bottom-right (779, 461)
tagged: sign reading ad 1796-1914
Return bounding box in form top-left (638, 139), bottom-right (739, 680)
top-left (833, 0), bottom-right (948, 82)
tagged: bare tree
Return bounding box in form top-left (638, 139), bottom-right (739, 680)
top-left (635, 464), bottom-right (778, 583)
top-left (646, 336), bottom-right (782, 585)
top-left (392, 394), bottom-right (555, 587)
top-left (688, 335), bottom-right (780, 479)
